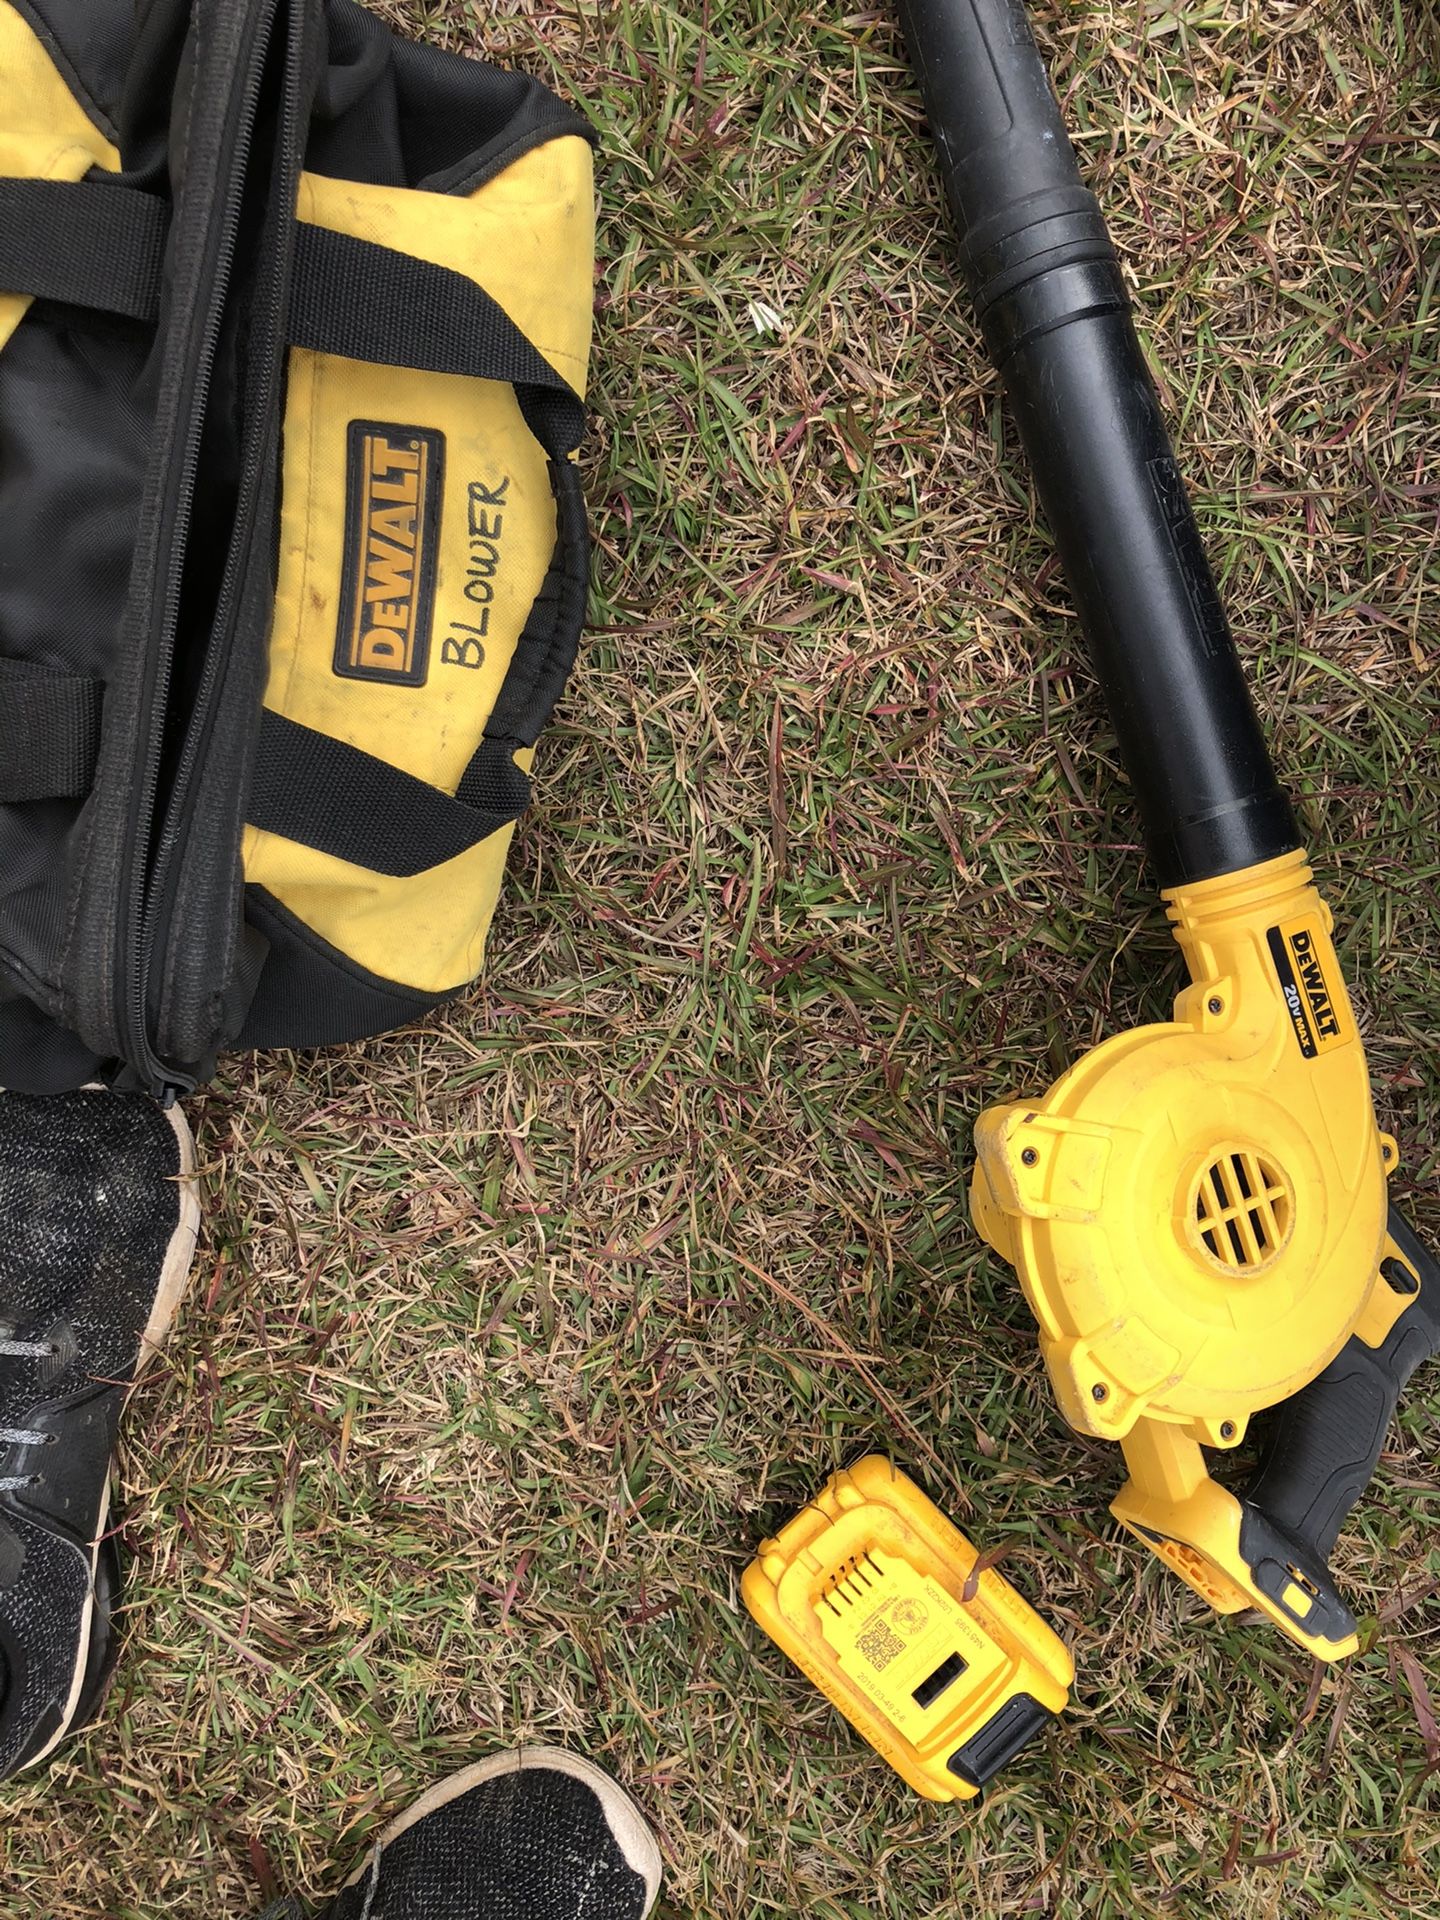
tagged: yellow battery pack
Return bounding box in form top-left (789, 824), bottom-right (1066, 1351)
top-left (742, 1456), bottom-right (1073, 1801)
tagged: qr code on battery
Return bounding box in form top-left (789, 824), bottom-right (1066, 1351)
top-left (856, 1614), bottom-right (905, 1671)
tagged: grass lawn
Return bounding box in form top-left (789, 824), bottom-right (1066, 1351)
top-left (3, 1), bottom-right (1438, 1914)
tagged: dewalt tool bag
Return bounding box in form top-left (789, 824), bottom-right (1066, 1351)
top-left (0, 0), bottom-right (595, 1097)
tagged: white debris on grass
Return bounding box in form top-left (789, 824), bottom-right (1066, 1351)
top-left (746, 298), bottom-right (787, 337)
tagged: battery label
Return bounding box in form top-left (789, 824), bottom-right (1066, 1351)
top-left (823, 1560), bottom-right (1004, 1731)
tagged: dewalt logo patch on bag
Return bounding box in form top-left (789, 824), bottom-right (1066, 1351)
top-left (334, 421), bottom-right (445, 685)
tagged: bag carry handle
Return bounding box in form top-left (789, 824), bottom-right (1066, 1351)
top-left (249, 711), bottom-right (535, 877)
top-left (0, 180), bottom-right (585, 445)
top-left (288, 222), bottom-right (586, 453)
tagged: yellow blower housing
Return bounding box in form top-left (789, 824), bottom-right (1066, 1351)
top-left (971, 850), bottom-right (1430, 1660)
top-left (894, 0), bottom-right (1440, 1674)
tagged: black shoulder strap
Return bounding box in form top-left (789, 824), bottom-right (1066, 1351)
top-left (483, 455), bottom-right (589, 749)
top-left (276, 223), bottom-right (594, 855)
top-left (0, 181), bottom-right (587, 459)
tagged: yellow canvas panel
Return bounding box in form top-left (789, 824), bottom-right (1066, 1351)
top-left (244, 134), bottom-right (594, 993)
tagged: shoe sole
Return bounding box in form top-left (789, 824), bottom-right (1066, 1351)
top-left (343, 1745), bottom-right (664, 1913)
top-left (12, 1100), bottom-right (200, 1776)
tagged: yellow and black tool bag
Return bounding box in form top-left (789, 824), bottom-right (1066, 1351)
top-left (0, 0), bottom-right (595, 1096)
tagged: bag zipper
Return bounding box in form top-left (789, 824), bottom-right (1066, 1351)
top-left (145, 0), bottom-right (313, 1088)
top-left (113, 0), bottom-right (292, 1098)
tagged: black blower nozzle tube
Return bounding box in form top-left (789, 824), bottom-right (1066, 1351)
top-left (898, 0), bottom-right (1299, 888)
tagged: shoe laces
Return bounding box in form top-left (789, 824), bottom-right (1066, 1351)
top-left (0, 1321), bottom-right (61, 1492)
top-left (352, 1848), bottom-right (382, 1919)
top-left (253, 1850), bottom-right (380, 1920)
top-left (251, 1854), bottom-right (378, 1920)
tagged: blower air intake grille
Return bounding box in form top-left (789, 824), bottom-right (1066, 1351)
top-left (1194, 1148), bottom-right (1292, 1271)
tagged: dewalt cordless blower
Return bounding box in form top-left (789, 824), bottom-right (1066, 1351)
top-left (897, 0), bottom-right (1440, 1661)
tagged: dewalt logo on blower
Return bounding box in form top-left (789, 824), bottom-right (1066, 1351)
top-left (1266, 920), bottom-right (1353, 1058)
top-left (0, 0), bottom-right (597, 1097)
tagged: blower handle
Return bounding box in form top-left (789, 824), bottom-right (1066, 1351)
top-left (1236, 1207), bottom-right (1440, 1645)
top-left (895, 0), bottom-right (1301, 888)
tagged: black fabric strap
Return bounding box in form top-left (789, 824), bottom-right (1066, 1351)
top-left (286, 224), bottom-right (591, 754)
top-left (249, 710), bottom-right (533, 877)
top-left (287, 221), bottom-right (586, 453)
top-left (0, 180), bottom-right (586, 447)
top-left (0, 185), bottom-right (586, 464)
top-left (0, 179), bottom-right (167, 320)
top-left (0, 660), bottom-right (102, 803)
top-left (485, 457), bottom-right (590, 748)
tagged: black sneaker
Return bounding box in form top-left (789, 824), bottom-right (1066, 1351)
top-left (265, 1748), bottom-right (663, 1920)
top-left (0, 1089), bottom-right (199, 1781)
